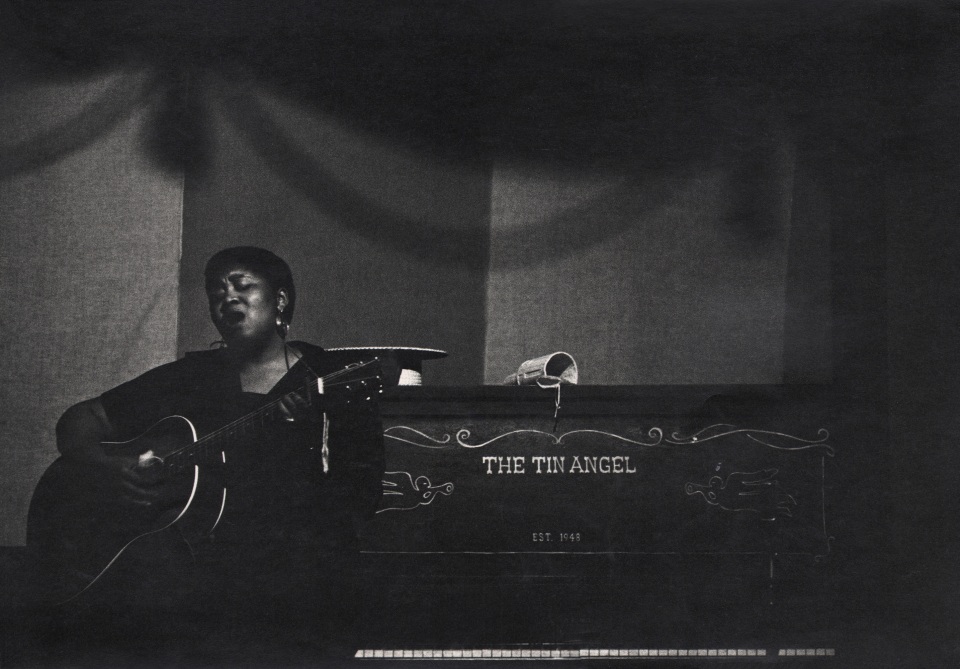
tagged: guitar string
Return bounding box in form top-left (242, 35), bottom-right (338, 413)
top-left (164, 377), bottom-right (377, 468)
top-left (168, 361), bottom-right (377, 461)
top-left (162, 359), bottom-right (379, 464)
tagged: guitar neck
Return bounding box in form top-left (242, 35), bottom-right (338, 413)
top-left (158, 376), bottom-right (323, 475)
top-left (156, 361), bottom-right (380, 476)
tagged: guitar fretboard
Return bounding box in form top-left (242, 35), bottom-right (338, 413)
top-left (158, 360), bottom-right (379, 475)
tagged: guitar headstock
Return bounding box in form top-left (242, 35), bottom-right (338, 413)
top-left (320, 358), bottom-right (384, 409)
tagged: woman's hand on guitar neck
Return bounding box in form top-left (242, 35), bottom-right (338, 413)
top-left (278, 390), bottom-right (322, 424)
top-left (56, 397), bottom-right (161, 507)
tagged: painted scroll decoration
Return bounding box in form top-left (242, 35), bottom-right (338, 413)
top-left (665, 425), bottom-right (834, 456)
top-left (384, 424), bottom-right (832, 455)
top-left (379, 425), bottom-right (831, 524)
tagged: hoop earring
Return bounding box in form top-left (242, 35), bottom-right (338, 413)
top-left (276, 307), bottom-right (289, 338)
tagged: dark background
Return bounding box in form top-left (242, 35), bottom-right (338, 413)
top-left (1, 1), bottom-right (958, 666)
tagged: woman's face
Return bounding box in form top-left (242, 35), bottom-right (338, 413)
top-left (206, 266), bottom-right (285, 346)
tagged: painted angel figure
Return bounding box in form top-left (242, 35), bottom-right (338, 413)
top-left (685, 468), bottom-right (797, 521)
top-left (378, 471), bottom-right (454, 513)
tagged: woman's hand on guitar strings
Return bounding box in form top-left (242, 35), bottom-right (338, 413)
top-left (112, 454), bottom-right (163, 507)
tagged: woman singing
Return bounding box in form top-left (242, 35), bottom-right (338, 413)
top-left (38, 246), bottom-right (384, 662)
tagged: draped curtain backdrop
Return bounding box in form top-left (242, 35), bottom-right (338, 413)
top-left (0, 0), bottom-right (870, 545)
top-left (0, 63), bottom-right (184, 544)
top-left (176, 80), bottom-right (492, 383)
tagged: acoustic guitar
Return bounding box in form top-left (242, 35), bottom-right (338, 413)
top-left (26, 360), bottom-right (382, 605)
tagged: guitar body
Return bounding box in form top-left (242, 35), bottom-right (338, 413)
top-left (27, 358), bottom-right (382, 607)
top-left (27, 415), bottom-right (227, 605)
